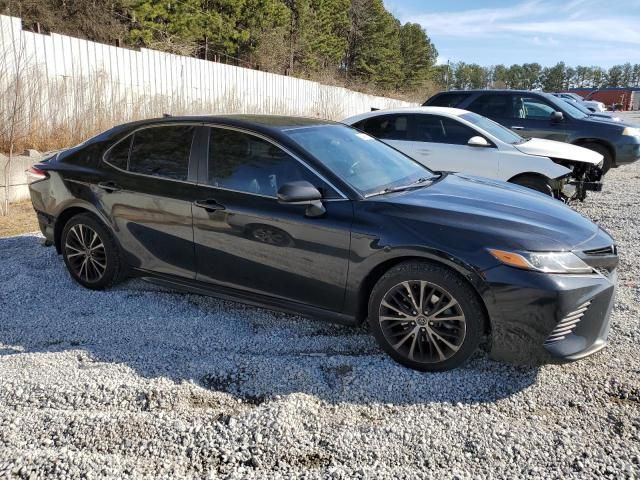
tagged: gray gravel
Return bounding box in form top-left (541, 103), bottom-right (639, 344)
top-left (1, 163), bottom-right (639, 479)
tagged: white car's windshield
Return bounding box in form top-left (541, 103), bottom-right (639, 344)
top-left (459, 112), bottom-right (525, 145)
top-left (544, 93), bottom-right (589, 119)
top-left (284, 124), bottom-right (437, 196)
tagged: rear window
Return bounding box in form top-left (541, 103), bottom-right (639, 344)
top-left (424, 92), bottom-right (471, 107)
top-left (128, 126), bottom-right (195, 181)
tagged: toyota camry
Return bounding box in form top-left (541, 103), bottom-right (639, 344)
top-left (27, 115), bottom-right (618, 371)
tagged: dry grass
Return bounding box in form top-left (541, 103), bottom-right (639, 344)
top-left (0, 201), bottom-right (39, 237)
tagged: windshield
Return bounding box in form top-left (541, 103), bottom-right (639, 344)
top-left (459, 112), bottom-right (524, 144)
top-left (543, 93), bottom-right (588, 119)
top-left (284, 124), bottom-right (435, 196)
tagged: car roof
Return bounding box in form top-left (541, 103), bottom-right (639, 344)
top-left (343, 106), bottom-right (470, 123)
top-left (433, 89), bottom-right (545, 95)
top-left (106, 114), bottom-right (337, 137)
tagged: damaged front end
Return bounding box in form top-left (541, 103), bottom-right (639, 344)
top-left (552, 159), bottom-right (604, 202)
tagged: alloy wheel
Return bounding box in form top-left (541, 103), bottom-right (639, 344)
top-left (64, 224), bottom-right (107, 283)
top-left (378, 280), bottom-right (467, 364)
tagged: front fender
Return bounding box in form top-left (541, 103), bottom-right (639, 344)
top-left (504, 154), bottom-right (572, 181)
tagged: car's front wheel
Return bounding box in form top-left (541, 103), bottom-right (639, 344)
top-left (61, 213), bottom-right (123, 290)
top-left (368, 261), bottom-right (486, 371)
top-left (510, 174), bottom-right (555, 197)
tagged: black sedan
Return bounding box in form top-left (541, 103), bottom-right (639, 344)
top-left (27, 115), bottom-right (618, 371)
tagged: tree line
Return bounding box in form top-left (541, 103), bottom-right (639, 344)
top-left (1, 0), bottom-right (437, 99)
top-left (439, 62), bottom-right (640, 92)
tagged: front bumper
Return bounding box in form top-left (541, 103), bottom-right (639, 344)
top-left (482, 265), bottom-right (616, 365)
top-left (614, 140), bottom-right (640, 166)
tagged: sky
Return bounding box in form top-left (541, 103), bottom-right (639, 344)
top-left (383, 0), bottom-right (640, 67)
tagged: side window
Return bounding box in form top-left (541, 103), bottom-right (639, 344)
top-left (468, 94), bottom-right (514, 118)
top-left (105, 136), bottom-right (132, 170)
top-left (514, 96), bottom-right (556, 120)
top-left (359, 115), bottom-right (409, 141)
top-left (408, 115), bottom-right (477, 145)
top-left (425, 92), bottom-right (471, 107)
top-left (207, 128), bottom-right (338, 198)
top-left (440, 118), bottom-right (478, 145)
top-left (128, 126), bottom-right (195, 181)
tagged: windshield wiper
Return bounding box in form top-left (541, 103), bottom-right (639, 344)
top-left (365, 176), bottom-right (439, 198)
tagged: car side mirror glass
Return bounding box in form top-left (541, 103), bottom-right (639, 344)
top-left (551, 111), bottom-right (564, 122)
top-left (277, 181), bottom-right (325, 217)
top-left (467, 136), bottom-right (490, 147)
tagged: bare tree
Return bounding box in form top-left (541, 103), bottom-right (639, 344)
top-left (0, 20), bottom-right (31, 216)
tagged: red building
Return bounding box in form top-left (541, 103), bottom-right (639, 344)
top-left (567, 88), bottom-right (640, 111)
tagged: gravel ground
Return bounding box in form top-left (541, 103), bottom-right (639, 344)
top-left (1, 163), bottom-right (639, 479)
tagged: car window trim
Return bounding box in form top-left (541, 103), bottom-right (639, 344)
top-left (518, 95), bottom-right (558, 120)
top-left (201, 123), bottom-right (349, 201)
top-left (102, 122), bottom-right (201, 185)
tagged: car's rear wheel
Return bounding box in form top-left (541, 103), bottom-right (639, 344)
top-left (510, 174), bottom-right (555, 197)
top-left (368, 261), bottom-right (485, 371)
top-left (580, 142), bottom-right (613, 173)
top-left (61, 213), bottom-right (123, 290)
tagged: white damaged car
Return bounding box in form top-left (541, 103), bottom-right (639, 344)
top-left (343, 107), bottom-right (604, 201)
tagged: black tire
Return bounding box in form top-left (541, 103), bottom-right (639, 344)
top-left (580, 142), bottom-right (613, 173)
top-left (510, 174), bottom-right (554, 197)
top-left (61, 213), bottom-right (123, 290)
top-left (368, 261), bottom-right (486, 372)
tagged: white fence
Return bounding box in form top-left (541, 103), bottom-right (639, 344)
top-left (0, 14), bottom-right (412, 130)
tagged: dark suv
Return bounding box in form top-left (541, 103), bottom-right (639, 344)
top-left (424, 90), bottom-right (640, 172)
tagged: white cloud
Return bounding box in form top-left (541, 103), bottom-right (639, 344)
top-left (530, 36), bottom-right (559, 47)
top-left (413, 0), bottom-right (640, 46)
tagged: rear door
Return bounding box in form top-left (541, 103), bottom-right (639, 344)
top-left (466, 93), bottom-right (516, 129)
top-left (100, 124), bottom-right (199, 278)
top-left (191, 126), bottom-right (353, 311)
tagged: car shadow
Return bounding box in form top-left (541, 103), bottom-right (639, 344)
top-left (0, 235), bottom-right (539, 406)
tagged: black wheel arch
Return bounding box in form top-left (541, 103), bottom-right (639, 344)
top-left (53, 202), bottom-right (116, 254)
top-left (507, 171), bottom-right (553, 184)
top-left (571, 138), bottom-right (615, 164)
top-left (353, 251), bottom-right (493, 336)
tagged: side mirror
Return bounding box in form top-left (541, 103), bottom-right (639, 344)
top-left (467, 136), bottom-right (490, 147)
top-left (551, 111), bottom-right (564, 123)
top-left (277, 181), bottom-right (325, 217)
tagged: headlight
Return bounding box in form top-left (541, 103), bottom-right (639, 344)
top-left (622, 127), bottom-right (640, 137)
top-left (488, 249), bottom-right (592, 274)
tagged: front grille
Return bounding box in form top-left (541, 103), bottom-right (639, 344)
top-left (580, 244), bottom-right (618, 277)
top-left (544, 301), bottom-right (591, 345)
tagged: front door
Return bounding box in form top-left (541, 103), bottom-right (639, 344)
top-left (99, 124), bottom-right (199, 278)
top-left (192, 126), bottom-right (353, 312)
top-left (510, 94), bottom-right (572, 142)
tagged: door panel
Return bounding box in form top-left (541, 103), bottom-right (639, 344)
top-left (98, 125), bottom-right (199, 278)
top-left (192, 126), bottom-right (353, 312)
top-left (385, 114), bottom-right (500, 178)
top-left (511, 95), bottom-right (571, 142)
top-left (193, 189), bottom-right (353, 310)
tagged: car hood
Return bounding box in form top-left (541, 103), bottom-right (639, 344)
top-left (513, 138), bottom-right (602, 165)
top-left (589, 113), bottom-right (622, 123)
top-left (376, 173), bottom-right (603, 251)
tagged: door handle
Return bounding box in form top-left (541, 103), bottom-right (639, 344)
top-left (511, 126), bottom-right (525, 130)
top-left (97, 181), bottom-right (121, 193)
top-left (194, 199), bottom-right (226, 212)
